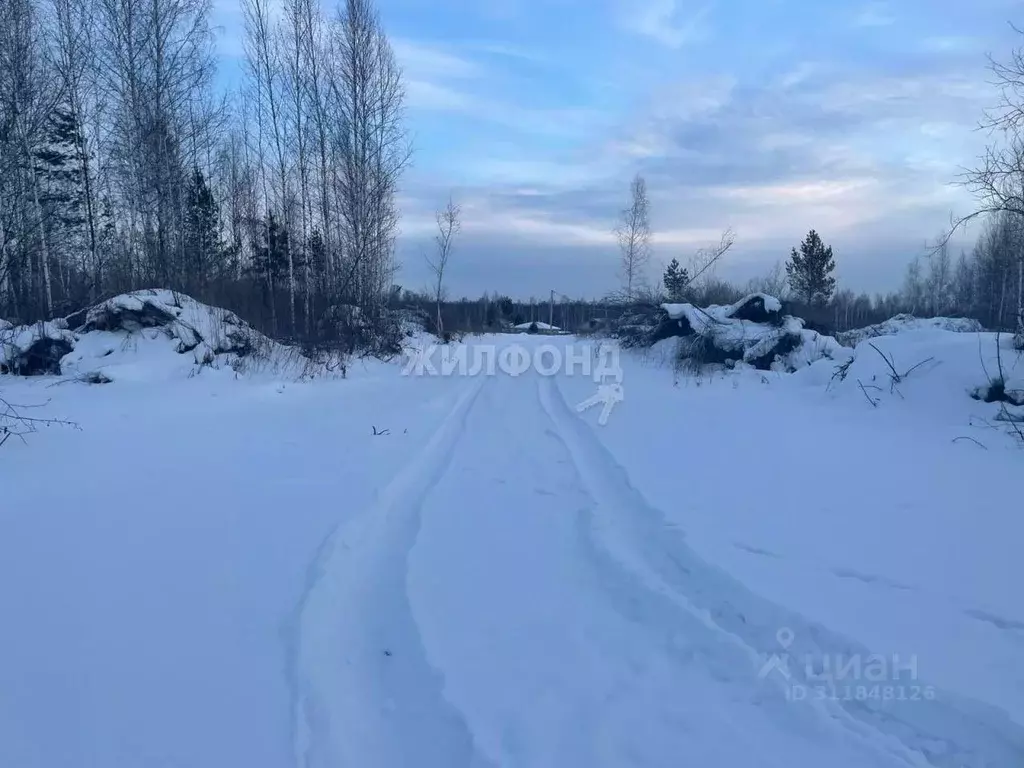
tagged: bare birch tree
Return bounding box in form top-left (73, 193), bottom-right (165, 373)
top-left (243, 0), bottom-right (294, 334)
top-left (615, 173), bottom-right (651, 302)
top-left (305, 6), bottom-right (334, 292)
top-left (427, 195), bottom-right (459, 336)
top-left (329, 0), bottom-right (409, 310)
top-left (284, 0), bottom-right (314, 333)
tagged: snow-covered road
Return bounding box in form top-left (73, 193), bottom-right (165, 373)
top-left (294, 352), bottom-right (1024, 768)
top-left (3, 333), bottom-right (1023, 767)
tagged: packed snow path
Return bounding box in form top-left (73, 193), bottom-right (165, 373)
top-left (293, 363), bottom-right (1024, 768)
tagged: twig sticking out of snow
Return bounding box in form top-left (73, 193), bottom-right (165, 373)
top-left (952, 436), bottom-right (988, 450)
top-left (857, 380), bottom-right (881, 408)
top-left (867, 342), bottom-right (935, 394)
top-left (828, 357), bottom-right (854, 391)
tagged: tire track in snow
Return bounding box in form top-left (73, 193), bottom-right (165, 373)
top-left (536, 375), bottom-right (1024, 768)
top-left (290, 376), bottom-right (494, 768)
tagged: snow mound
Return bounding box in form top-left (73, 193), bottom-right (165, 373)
top-left (75, 289), bottom-right (271, 363)
top-left (514, 321), bottom-right (561, 331)
top-left (622, 293), bottom-right (844, 372)
top-left (4, 289), bottom-right (344, 383)
top-left (838, 314), bottom-right (984, 348)
top-left (0, 318), bottom-right (77, 375)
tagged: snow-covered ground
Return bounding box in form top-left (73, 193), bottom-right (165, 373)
top-left (2, 324), bottom-right (1022, 767)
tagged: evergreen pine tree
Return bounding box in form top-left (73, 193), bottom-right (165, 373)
top-left (182, 168), bottom-right (223, 291)
top-left (35, 108), bottom-right (85, 222)
top-left (662, 258), bottom-right (689, 302)
top-left (785, 229), bottom-right (836, 305)
top-left (35, 106), bottom-right (89, 300)
top-left (251, 211), bottom-right (291, 310)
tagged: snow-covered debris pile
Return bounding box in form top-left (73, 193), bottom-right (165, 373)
top-left (838, 314), bottom-right (984, 348)
top-left (69, 289), bottom-right (273, 367)
top-left (725, 292), bottom-right (782, 323)
top-left (0, 318), bottom-right (76, 375)
top-left (614, 293), bottom-right (844, 372)
top-left (3, 289), bottom-right (337, 381)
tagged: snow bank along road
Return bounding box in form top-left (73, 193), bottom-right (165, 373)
top-left (3, 334), bottom-right (1023, 768)
top-left (293, 339), bottom-right (1024, 768)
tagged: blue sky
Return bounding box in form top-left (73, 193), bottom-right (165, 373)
top-left (214, 0), bottom-right (1022, 299)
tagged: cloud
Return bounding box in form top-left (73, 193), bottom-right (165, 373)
top-left (392, 39), bottom-right (483, 80)
top-left (917, 36), bottom-right (980, 53)
top-left (621, 0), bottom-right (713, 48)
top-left (394, 38), bottom-right (609, 143)
top-left (852, 2), bottom-right (896, 27)
top-left (393, 39), bottom-right (483, 110)
top-left (462, 41), bottom-right (551, 65)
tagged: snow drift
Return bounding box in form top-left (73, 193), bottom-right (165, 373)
top-left (1, 289), bottom-right (341, 382)
top-left (793, 325), bottom-right (1024, 438)
top-left (837, 314), bottom-right (984, 348)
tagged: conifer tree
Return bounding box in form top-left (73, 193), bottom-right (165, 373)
top-left (182, 169), bottom-right (223, 292)
top-left (786, 229), bottom-right (836, 305)
top-left (251, 211), bottom-right (291, 313)
top-left (662, 258), bottom-right (689, 302)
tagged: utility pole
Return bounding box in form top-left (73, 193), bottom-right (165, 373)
top-left (549, 289), bottom-right (555, 329)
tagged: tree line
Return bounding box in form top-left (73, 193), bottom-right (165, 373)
top-left (2, 0), bottom-right (1023, 345)
top-left (409, 206), bottom-right (1018, 335)
top-left (0, 0), bottom-right (407, 342)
